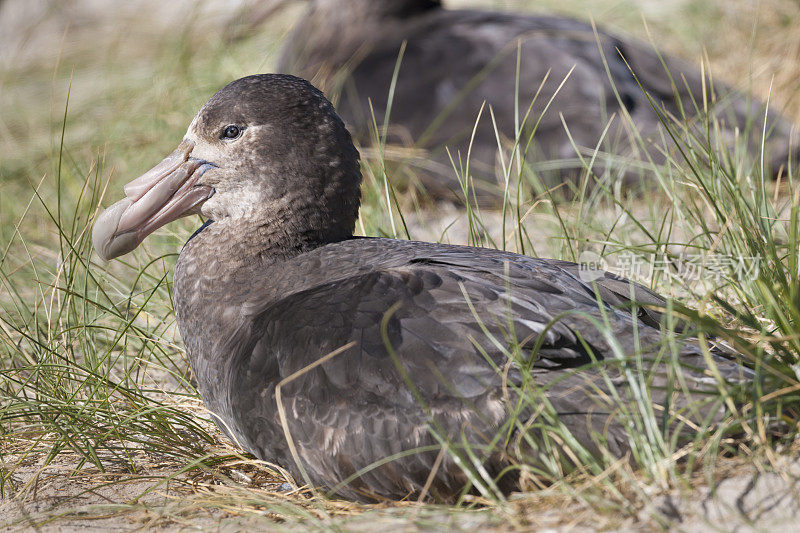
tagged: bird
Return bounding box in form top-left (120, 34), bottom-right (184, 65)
top-left (93, 74), bottom-right (749, 502)
top-left (278, 0), bottom-right (799, 204)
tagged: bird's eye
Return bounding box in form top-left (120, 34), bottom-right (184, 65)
top-left (220, 124), bottom-right (243, 140)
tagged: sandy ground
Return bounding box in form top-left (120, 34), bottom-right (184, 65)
top-left (4, 449), bottom-right (800, 531)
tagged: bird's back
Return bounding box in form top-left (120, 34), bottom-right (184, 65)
top-left (175, 237), bottom-right (746, 501)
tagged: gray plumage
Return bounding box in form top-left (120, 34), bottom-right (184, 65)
top-left (279, 0), bottom-right (798, 202)
top-left (93, 74), bottom-right (749, 502)
top-left (177, 235), bottom-right (741, 501)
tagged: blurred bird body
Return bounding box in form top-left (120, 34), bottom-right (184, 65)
top-left (279, 0), bottom-right (798, 202)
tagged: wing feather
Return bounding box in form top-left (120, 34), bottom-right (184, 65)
top-left (212, 240), bottom-right (741, 500)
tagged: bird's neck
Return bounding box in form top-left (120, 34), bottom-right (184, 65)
top-left (282, 0), bottom-right (439, 79)
top-left (179, 214), bottom-right (351, 282)
top-left (172, 212), bottom-right (353, 405)
top-left (311, 0), bottom-right (440, 20)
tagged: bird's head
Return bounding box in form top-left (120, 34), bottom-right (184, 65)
top-left (93, 74), bottom-right (361, 261)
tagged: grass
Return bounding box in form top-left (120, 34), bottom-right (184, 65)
top-left (2, 0), bottom-right (800, 529)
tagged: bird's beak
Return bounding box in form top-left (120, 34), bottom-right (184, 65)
top-left (92, 139), bottom-right (215, 261)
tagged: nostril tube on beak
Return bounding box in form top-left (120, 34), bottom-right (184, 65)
top-left (117, 159), bottom-right (205, 234)
top-left (92, 138), bottom-right (214, 262)
top-left (124, 139), bottom-right (195, 201)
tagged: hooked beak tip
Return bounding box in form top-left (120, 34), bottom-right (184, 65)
top-left (92, 139), bottom-right (215, 261)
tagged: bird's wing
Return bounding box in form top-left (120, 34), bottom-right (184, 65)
top-left (220, 241), bottom-right (720, 499)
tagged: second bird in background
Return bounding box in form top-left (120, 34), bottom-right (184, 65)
top-left (279, 0), bottom-right (799, 204)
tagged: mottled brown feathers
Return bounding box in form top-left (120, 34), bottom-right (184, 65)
top-left (96, 74), bottom-right (749, 502)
